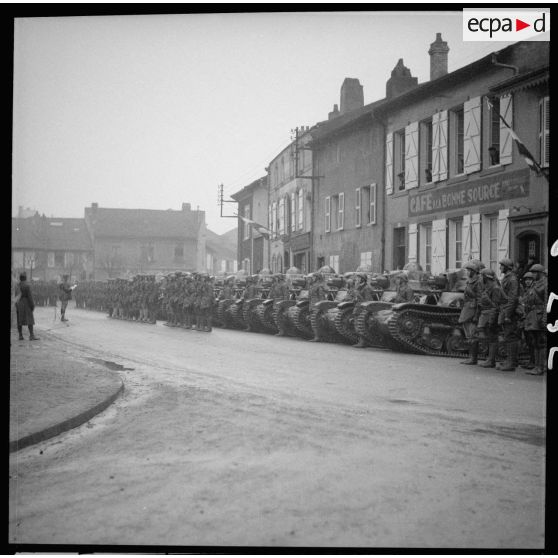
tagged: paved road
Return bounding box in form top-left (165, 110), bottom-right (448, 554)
top-left (9, 307), bottom-right (546, 548)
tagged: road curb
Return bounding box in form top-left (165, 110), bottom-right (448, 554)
top-left (9, 379), bottom-right (125, 453)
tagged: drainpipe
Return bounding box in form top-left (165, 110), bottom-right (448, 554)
top-left (491, 53), bottom-right (519, 75)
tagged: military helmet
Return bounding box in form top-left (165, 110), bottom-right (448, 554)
top-left (356, 272), bottom-right (368, 283)
top-left (356, 264), bottom-right (373, 273)
top-left (226, 275), bottom-right (236, 283)
top-left (463, 261), bottom-right (480, 273)
top-left (285, 266), bottom-right (301, 275)
top-left (529, 263), bottom-right (544, 273)
top-left (481, 268), bottom-right (496, 280)
top-left (499, 258), bottom-right (514, 269)
top-left (522, 271), bottom-right (535, 280)
top-left (396, 272), bottom-right (409, 282)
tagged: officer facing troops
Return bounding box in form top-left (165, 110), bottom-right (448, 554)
top-left (520, 264), bottom-right (547, 375)
top-left (477, 268), bottom-right (506, 368)
top-left (496, 258), bottom-right (520, 372)
top-left (58, 274), bottom-right (73, 322)
top-left (459, 261), bottom-right (483, 365)
top-left (308, 272), bottom-right (328, 342)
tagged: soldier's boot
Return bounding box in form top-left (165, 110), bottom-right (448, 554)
top-left (520, 345), bottom-right (536, 370)
top-left (527, 348), bottom-right (546, 376)
top-left (498, 342), bottom-right (518, 372)
top-left (17, 326), bottom-right (24, 341)
top-left (29, 326), bottom-right (40, 341)
top-left (60, 310), bottom-right (68, 322)
top-left (479, 343), bottom-right (497, 368)
top-left (460, 341), bottom-right (478, 365)
top-left (353, 337), bottom-right (368, 348)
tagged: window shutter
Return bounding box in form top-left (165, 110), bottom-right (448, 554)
top-left (385, 132), bottom-right (393, 195)
top-left (290, 193), bottom-right (296, 232)
top-left (462, 215), bottom-right (471, 262)
top-left (540, 97), bottom-right (549, 168)
top-left (405, 122), bottom-right (419, 189)
top-left (369, 183), bottom-right (377, 225)
top-left (497, 209), bottom-right (510, 261)
top-left (432, 111), bottom-right (448, 182)
top-left (298, 190), bottom-right (304, 230)
top-left (470, 213), bottom-right (481, 260)
top-left (464, 97), bottom-right (482, 173)
top-left (338, 192), bottom-right (344, 230)
top-left (499, 94), bottom-right (513, 166)
top-left (431, 218), bottom-right (447, 275)
top-left (431, 112), bottom-right (440, 182)
top-left (408, 223), bottom-right (418, 264)
top-left (355, 188), bottom-right (361, 227)
top-left (325, 196), bottom-right (331, 233)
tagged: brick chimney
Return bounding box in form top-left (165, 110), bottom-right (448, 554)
top-left (340, 78), bottom-right (364, 114)
top-left (91, 202), bottom-right (98, 212)
top-left (182, 203), bottom-right (191, 211)
top-left (429, 33), bottom-right (449, 81)
top-left (328, 104), bottom-right (340, 120)
top-left (386, 59), bottom-right (418, 99)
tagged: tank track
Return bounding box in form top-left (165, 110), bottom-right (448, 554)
top-left (334, 306), bottom-right (360, 345)
top-left (273, 300), bottom-right (296, 336)
top-left (256, 303), bottom-right (278, 333)
top-left (354, 302), bottom-right (395, 347)
top-left (310, 307), bottom-right (346, 344)
top-left (385, 305), bottom-right (468, 357)
top-left (292, 305), bottom-right (314, 339)
top-left (229, 302), bottom-right (246, 329)
top-left (217, 299), bottom-right (236, 329)
top-left (242, 299), bottom-right (262, 331)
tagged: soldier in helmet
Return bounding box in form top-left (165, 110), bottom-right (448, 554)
top-left (308, 272), bottom-right (328, 342)
top-left (58, 274), bottom-right (73, 322)
top-left (459, 261), bottom-right (483, 365)
top-left (521, 264), bottom-right (547, 375)
top-left (477, 268), bottom-right (506, 368)
top-left (496, 258), bottom-right (520, 371)
top-left (351, 273), bottom-right (378, 349)
top-left (393, 272), bottom-right (414, 303)
top-left (269, 273), bottom-right (289, 301)
top-left (199, 274), bottom-right (214, 332)
top-left (220, 275), bottom-right (236, 301)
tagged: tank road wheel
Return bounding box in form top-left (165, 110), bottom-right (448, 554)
top-left (273, 302), bottom-right (294, 336)
top-left (310, 307), bottom-right (330, 342)
top-left (292, 306), bottom-right (314, 339)
top-left (397, 312), bottom-right (423, 339)
top-left (229, 303), bottom-right (246, 329)
top-left (445, 331), bottom-right (468, 355)
top-left (242, 300), bottom-right (260, 332)
top-left (257, 303), bottom-right (278, 334)
top-left (354, 307), bottom-right (385, 347)
top-left (334, 306), bottom-right (360, 345)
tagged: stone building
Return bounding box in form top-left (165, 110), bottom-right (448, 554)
top-left (84, 202), bottom-right (207, 280)
top-left (377, 38), bottom-right (549, 273)
top-left (12, 214), bottom-right (94, 281)
top-left (267, 128), bottom-right (313, 273)
top-left (231, 176), bottom-right (268, 274)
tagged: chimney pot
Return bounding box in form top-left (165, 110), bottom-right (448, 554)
top-left (429, 32), bottom-right (449, 81)
top-left (91, 202), bottom-right (98, 211)
top-left (182, 203), bottom-right (191, 211)
top-left (340, 78), bottom-right (364, 114)
top-left (386, 59), bottom-right (418, 99)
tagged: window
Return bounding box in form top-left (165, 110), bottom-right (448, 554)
top-left (290, 193), bottom-right (296, 232)
top-left (325, 196), bottom-right (331, 233)
top-left (317, 256), bottom-right (325, 269)
top-left (242, 204), bottom-right (251, 240)
top-left (278, 198), bottom-right (285, 235)
top-left (451, 107), bottom-right (465, 175)
top-left (394, 129), bottom-right (406, 190)
top-left (174, 244), bottom-right (184, 259)
top-left (393, 227), bottom-right (406, 270)
top-left (420, 118), bottom-right (433, 184)
top-left (368, 184), bottom-right (376, 225)
top-left (297, 189), bottom-right (304, 230)
top-left (337, 192), bottom-right (344, 230)
top-left (488, 97), bottom-right (500, 165)
top-left (540, 96), bottom-right (550, 168)
top-left (111, 245), bottom-right (121, 257)
top-left (355, 188), bottom-right (361, 228)
top-left (271, 202), bottom-right (277, 236)
top-left (48, 252), bottom-right (55, 268)
top-left (488, 215), bottom-right (498, 272)
top-left (140, 244), bottom-right (155, 263)
top-left (64, 252), bottom-right (75, 268)
top-left (419, 223), bottom-right (432, 274)
top-left (13, 251), bottom-right (24, 268)
top-left (55, 251), bottom-right (64, 267)
top-left (360, 251), bottom-right (372, 267)
top-left (329, 255), bottom-right (339, 273)
top-left (243, 258), bottom-right (251, 274)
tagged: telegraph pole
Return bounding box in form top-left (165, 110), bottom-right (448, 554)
top-left (218, 183), bottom-right (237, 218)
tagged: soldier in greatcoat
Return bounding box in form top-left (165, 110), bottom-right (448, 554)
top-left (459, 261), bottom-right (483, 365)
top-left (496, 258), bottom-right (521, 371)
top-left (15, 272), bottom-right (40, 341)
top-left (58, 274), bottom-right (73, 322)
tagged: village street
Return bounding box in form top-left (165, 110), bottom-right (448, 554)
top-left (9, 307), bottom-right (546, 549)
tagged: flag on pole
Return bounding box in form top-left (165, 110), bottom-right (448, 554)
top-left (236, 214), bottom-right (272, 238)
top-left (486, 97), bottom-right (546, 177)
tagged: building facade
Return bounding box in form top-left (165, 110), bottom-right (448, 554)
top-left (84, 202), bottom-right (207, 280)
top-left (205, 228), bottom-right (238, 275)
top-left (310, 78), bottom-right (386, 273)
top-left (267, 128), bottom-right (313, 273)
top-left (231, 176), bottom-right (268, 274)
top-left (377, 38), bottom-right (549, 274)
top-left (12, 214), bottom-right (94, 282)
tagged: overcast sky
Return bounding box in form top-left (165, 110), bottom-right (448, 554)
top-left (12, 11), bottom-right (516, 234)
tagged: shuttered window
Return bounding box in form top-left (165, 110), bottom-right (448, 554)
top-left (298, 190), bottom-right (304, 230)
top-left (290, 193), bottom-right (296, 232)
top-left (355, 187), bottom-right (361, 228)
top-left (405, 122), bottom-right (419, 189)
top-left (338, 192), bottom-right (344, 230)
top-left (325, 196), bottom-right (331, 233)
top-left (385, 132), bottom-right (394, 195)
top-left (540, 96), bottom-right (549, 168)
top-left (431, 219), bottom-right (447, 275)
top-left (464, 97), bottom-right (482, 174)
top-left (408, 223), bottom-right (418, 264)
top-left (369, 184), bottom-right (377, 225)
top-left (432, 111), bottom-right (448, 182)
top-left (499, 94), bottom-right (513, 166)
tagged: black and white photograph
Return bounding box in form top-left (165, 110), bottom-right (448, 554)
top-left (9, 8), bottom-right (549, 551)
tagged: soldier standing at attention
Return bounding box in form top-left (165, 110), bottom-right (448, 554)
top-left (459, 261), bottom-right (483, 365)
top-left (15, 272), bottom-right (40, 341)
top-left (496, 258), bottom-right (521, 372)
top-left (392, 272), bottom-right (414, 303)
top-left (352, 273), bottom-right (378, 349)
top-left (199, 274), bottom-right (214, 332)
top-left (308, 272), bottom-right (328, 342)
top-left (522, 264), bottom-right (547, 375)
top-left (476, 268), bottom-right (506, 368)
top-left (58, 274), bottom-right (73, 322)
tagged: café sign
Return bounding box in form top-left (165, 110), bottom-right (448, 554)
top-left (408, 168), bottom-right (530, 217)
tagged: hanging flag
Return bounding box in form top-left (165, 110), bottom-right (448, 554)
top-left (236, 214), bottom-right (272, 238)
top-left (486, 97), bottom-right (546, 177)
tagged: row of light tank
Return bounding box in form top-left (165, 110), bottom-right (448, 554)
top-left (210, 264), bottom-right (488, 359)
